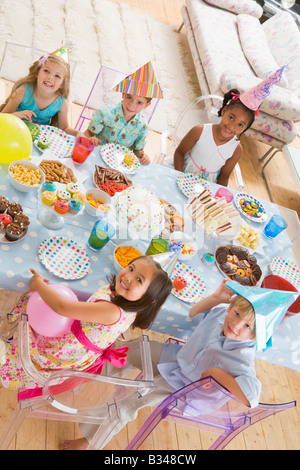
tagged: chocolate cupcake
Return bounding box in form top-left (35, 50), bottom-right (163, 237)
top-left (7, 202), bottom-right (23, 218)
top-left (14, 212), bottom-right (30, 228)
top-left (0, 197), bottom-right (9, 213)
top-left (5, 223), bottom-right (23, 241)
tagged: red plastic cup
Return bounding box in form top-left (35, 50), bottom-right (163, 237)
top-left (71, 136), bottom-right (95, 165)
top-left (214, 187), bottom-right (233, 203)
top-left (261, 275), bottom-right (300, 314)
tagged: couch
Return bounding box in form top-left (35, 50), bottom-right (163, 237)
top-left (181, 0), bottom-right (300, 149)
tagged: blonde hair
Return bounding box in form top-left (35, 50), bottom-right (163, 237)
top-left (230, 295), bottom-right (255, 326)
top-left (5, 53), bottom-right (70, 104)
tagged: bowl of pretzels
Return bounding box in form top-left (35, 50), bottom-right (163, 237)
top-left (8, 160), bottom-right (45, 192)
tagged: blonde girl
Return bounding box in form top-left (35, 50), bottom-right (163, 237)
top-left (1, 52), bottom-right (78, 135)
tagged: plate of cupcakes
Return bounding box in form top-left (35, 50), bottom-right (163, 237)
top-left (0, 196), bottom-right (30, 243)
top-left (39, 181), bottom-right (86, 217)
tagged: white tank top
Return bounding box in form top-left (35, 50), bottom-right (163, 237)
top-left (183, 123), bottom-right (239, 182)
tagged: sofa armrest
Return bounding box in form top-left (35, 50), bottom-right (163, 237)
top-left (220, 72), bottom-right (300, 121)
top-left (203, 0), bottom-right (263, 18)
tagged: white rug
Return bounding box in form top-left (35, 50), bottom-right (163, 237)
top-left (0, 0), bottom-right (201, 133)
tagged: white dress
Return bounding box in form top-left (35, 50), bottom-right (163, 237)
top-left (184, 123), bottom-right (239, 182)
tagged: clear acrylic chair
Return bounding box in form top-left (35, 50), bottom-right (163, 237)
top-left (74, 64), bottom-right (161, 132)
top-left (156, 94), bottom-right (244, 190)
top-left (0, 313), bottom-right (155, 450)
top-left (126, 338), bottom-right (296, 451)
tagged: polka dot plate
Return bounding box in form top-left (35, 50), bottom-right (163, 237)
top-left (34, 125), bottom-right (75, 158)
top-left (269, 257), bottom-right (300, 290)
top-left (100, 143), bottom-right (140, 175)
top-left (170, 261), bottom-right (207, 303)
top-left (177, 173), bottom-right (213, 198)
top-left (38, 236), bottom-right (90, 280)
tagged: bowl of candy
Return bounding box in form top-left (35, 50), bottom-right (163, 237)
top-left (85, 188), bottom-right (111, 217)
top-left (169, 231), bottom-right (197, 260)
top-left (113, 244), bottom-right (142, 272)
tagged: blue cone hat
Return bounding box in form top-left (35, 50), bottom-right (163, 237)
top-left (226, 281), bottom-right (300, 351)
top-left (151, 249), bottom-right (180, 276)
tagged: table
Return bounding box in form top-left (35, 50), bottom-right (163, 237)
top-left (0, 142), bottom-right (299, 341)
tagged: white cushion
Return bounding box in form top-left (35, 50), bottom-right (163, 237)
top-left (203, 0), bottom-right (263, 18)
top-left (237, 14), bottom-right (288, 88)
top-left (219, 71), bottom-right (300, 121)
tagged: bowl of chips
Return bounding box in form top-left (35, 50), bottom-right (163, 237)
top-left (8, 160), bottom-right (45, 192)
top-left (85, 188), bottom-right (111, 217)
top-left (113, 244), bottom-right (142, 272)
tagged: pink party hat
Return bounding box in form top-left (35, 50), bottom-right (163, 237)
top-left (226, 280), bottom-right (299, 351)
top-left (238, 65), bottom-right (288, 115)
top-left (113, 61), bottom-right (163, 99)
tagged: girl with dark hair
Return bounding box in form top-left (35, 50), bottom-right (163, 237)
top-left (0, 257), bottom-right (172, 391)
top-left (174, 89), bottom-right (256, 187)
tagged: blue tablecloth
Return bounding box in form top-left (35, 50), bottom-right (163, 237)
top-left (0, 144), bottom-right (296, 345)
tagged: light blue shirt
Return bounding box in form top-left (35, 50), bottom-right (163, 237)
top-left (88, 101), bottom-right (148, 151)
top-left (158, 306), bottom-right (261, 409)
top-left (16, 83), bottom-right (65, 125)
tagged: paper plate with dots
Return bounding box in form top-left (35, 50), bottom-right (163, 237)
top-left (100, 143), bottom-right (140, 174)
top-left (170, 261), bottom-right (207, 303)
top-left (33, 125), bottom-right (75, 158)
top-left (269, 257), bottom-right (300, 290)
top-left (177, 173), bottom-right (213, 198)
top-left (38, 237), bottom-right (90, 280)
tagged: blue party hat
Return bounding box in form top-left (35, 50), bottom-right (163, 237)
top-left (226, 281), bottom-right (300, 351)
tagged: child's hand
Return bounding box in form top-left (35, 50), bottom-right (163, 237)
top-left (14, 110), bottom-right (37, 122)
top-left (214, 279), bottom-right (235, 304)
top-left (139, 152), bottom-right (150, 165)
top-left (24, 268), bottom-right (49, 295)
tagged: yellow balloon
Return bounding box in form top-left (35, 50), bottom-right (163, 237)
top-left (0, 114), bottom-right (32, 164)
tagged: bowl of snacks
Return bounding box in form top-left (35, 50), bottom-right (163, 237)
top-left (169, 231), bottom-right (197, 260)
top-left (113, 244), bottom-right (142, 272)
top-left (215, 244), bottom-right (262, 286)
top-left (8, 160), bottom-right (45, 192)
top-left (85, 188), bottom-right (111, 217)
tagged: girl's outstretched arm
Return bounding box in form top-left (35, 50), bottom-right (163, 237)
top-left (189, 279), bottom-right (235, 317)
top-left (2, 84), bottom-right (37, 122)
top-left (27, 269), bottom-right (121, 325)
top-left (216, 143), bottom-right (242, 187)
top-left (173, 125), bottom-right (203, 172)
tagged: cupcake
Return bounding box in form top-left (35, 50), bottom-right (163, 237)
top-left (5, 223), bottom-right (23, 241)
top-left (69, 198), bottom-right (82, 214)
top-left (57, 189), bottom-right (71, 201)
top-left (37, 137), bottom-right (51, 149)
top-left (7, 202), bottom-right (22, 217)
top-left (0, 196), bottom-right (9, 213)
top-left (0, 214), bottom-right (13, 226)
top-left (14, 212), bottom-right (30, 229)
top-left (42, 191), bottom-right (57, 206)
top-left (54, 200), bottom-right (70, 214)
top-left (173, 275), bottom-right (187, 290)
top-left (123, 153), bottom-right (137, 166)
top-left (42, 181), bottom-right (56, 193)
top-left (73, 192), bottom-right (86, 205)
top-left (66, 182), bottom-right (80, 196)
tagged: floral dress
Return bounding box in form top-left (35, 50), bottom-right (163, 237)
top-left (0, 285), bottom-right (136, 391)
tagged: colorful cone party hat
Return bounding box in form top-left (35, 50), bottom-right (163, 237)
top-left (151, 250), bottom-right (180, 276)
top-left (239, 65), bottom-right (288, 114)
top-left (113, 61), bottom-right (163, 99)
top-left (226, 281), bottom-right (300, 351)
top-left (52, 46), bottom-right (70, 64)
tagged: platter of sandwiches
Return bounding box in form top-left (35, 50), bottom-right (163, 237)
top-left (187, 189), bottom-right (241, 240)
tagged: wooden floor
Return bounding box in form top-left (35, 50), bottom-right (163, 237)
top-left (1, 0), bottom-right (300, 451)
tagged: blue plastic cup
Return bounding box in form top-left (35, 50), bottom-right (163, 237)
top-left (263, 214), bottom-right (287, 240)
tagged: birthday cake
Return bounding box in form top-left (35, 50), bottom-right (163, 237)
top-left (115, 186), bottom-right (164, 239)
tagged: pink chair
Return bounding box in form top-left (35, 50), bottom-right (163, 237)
top-left (75, 65), bottom-right (161, 132)
top-left (126, 338), bottom-right (296, 450)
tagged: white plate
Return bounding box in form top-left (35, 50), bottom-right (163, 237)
top-left (33, 125), bottom-right (75, 158)
top-left (177, 173), bottom-right (213, 198)
top-left (170, 261), bottom-right (206, 303)
top-left (38, 237), bottom-right (90, 280)
top-left (269, 257), bottom-right (300, 290)
top-left (100, 143), bottom-right (140, 175)
top-left (233, 192), bottom-right (267, 223)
